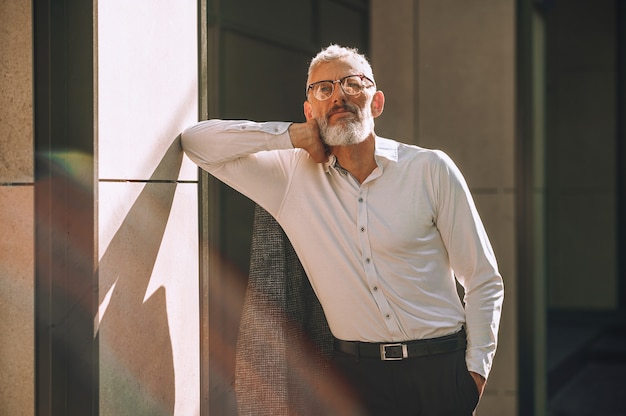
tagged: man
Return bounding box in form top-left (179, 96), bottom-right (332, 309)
top-left (182, 44), bottom-right (504, 415)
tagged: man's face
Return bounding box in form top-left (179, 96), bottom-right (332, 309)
top-left (304, 58), bottom-right (378, 146)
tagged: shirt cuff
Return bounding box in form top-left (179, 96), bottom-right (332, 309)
top-left (466, 350), bottom-right (493, 380)
top-left (222, 120), bottom-right (293, 151)
top-left (258, 121), bottom-right (293, 150)
top-left (259, 121), bottom-right (291, 135)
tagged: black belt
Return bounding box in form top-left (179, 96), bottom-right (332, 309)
top-left (333, 328), bottom-right (467, 361)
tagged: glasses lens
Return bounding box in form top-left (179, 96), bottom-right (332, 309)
top-left (341, 76), bottom-right (365, 95)
top-left (313, 82), bottom-right (334, 100)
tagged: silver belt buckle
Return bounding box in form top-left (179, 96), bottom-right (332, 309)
top-left (379, 343), bottom-right (408, 360)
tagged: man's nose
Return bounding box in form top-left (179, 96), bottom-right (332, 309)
top-left (331, 82), bottom-right (347, 102)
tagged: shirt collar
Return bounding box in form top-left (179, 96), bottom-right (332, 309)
top-left (374, 136), bottom-right (399, 163)
top-left (322, 136), bottom-right (399, 173)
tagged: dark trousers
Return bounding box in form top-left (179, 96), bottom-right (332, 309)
top-left (332, 346), bottom-right (480, 415)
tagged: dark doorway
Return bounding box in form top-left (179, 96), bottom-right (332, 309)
top-left (544, 1), bottom-right (626, 414)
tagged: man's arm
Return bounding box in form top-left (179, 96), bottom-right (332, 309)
top-left (181, 119), bottom-right (293, 167)
top-left (181, 119), bottom-right (297, 215)
top-left (181, 119), bottom-right (330, 216)
top-left (182, 119), bottom-right (327, 167)
top-left (431, 150), bottom-right (505, 382)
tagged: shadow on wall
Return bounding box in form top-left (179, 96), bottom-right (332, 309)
top-left (97, 137), bottom-right (183, 415)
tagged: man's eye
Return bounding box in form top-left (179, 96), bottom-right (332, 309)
top-left (318, 84), bottom-right (333, 94)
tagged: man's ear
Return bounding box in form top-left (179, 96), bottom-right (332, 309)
top-left (304, 100), bottom-right (313, 121)
top-left (371, 91), bottom-right (385, 118)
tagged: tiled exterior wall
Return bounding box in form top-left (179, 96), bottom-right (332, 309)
top-left (0, 187), bottom-right (34, 416)
top-left (0, 0), bottom-right (35, 415)
top-left (97, 1), bottom-right (199, 414)
top-left (371, 1), bottom-right (517, 414)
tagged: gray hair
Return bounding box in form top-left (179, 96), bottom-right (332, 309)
top-left (307, 44), bottom-right (375, 84)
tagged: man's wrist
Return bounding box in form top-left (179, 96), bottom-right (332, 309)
top-left (469, 371), bottom-right (486, 397)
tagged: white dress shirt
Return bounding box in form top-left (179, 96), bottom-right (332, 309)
top-left (182, 119), bottom-right (504, 378)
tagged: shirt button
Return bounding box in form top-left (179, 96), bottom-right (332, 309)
top-left (358, 197), bottom-right (363, 203)
top-left (360, 227), bottom-right (365, 232)
top-left (365, 258), bottom-right (371, 263)
top-left (373, 286), bottom-right (378, 291)
top-left (385, 314), bottom-right (391, 319)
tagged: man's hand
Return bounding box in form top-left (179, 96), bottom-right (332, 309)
top-left (288, 119), bottom-right (329, 163)
top-left (469, 371), bottom-right (486, 397)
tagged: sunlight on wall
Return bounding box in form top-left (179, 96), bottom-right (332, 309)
top-left (97, 1), bottom-right (199, 415)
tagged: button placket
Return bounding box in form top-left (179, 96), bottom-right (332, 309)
top-left (357, 189), bottom-right (371, 271)
top-left (356, 186), bottom-right (403, 336)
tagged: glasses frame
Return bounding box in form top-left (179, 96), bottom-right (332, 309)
top-left (306, 74), bottom-right (375, 101)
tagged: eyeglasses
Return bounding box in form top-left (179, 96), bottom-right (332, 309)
top-left (306, 74), bottom-right (375, 101)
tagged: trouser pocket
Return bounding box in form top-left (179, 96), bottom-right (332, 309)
top-left (456, 353), bottom-right (480, 413)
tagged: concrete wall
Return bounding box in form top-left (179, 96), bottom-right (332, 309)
top-left (371, 0), bottom-right (517, 414)
top-left (96, 1), bottom-right (199, 414)
top-left (0, 0), bottom-right (35, 414)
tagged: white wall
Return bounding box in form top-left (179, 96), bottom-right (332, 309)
top-left (97, 1), bottom-right (199, 414)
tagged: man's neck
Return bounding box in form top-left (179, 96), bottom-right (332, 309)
top-left (330, 135), bottom-right (377, 184)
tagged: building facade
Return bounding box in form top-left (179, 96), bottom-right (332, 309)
top-left (1, 0), bottom-right (624, 415)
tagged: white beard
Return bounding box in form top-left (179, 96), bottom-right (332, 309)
top-left (318, 113), bottom-right (373, 146)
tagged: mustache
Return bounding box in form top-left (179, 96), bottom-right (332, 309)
top-left (327, 103), bottom-right (358, 118)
